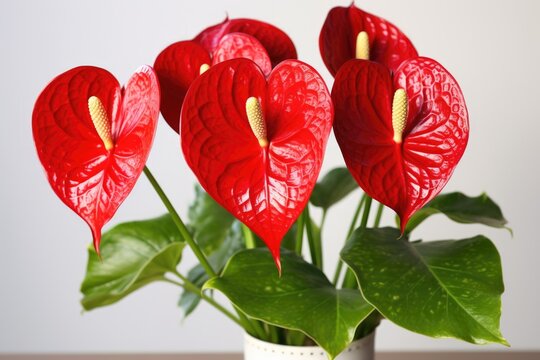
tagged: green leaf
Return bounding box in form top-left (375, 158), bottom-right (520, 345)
top-left (310, 167), bottom-right (358, 210)
top-left (341, 227), bottom-right (507, 346)
top-left (81, 214), bottom-right (184, 310)
top-left (405, 192), bottom-right (509, 234)
top-left (188, 185), bottom-right (235, 254)
top-left (178, 221), bottom-right (244, 319)
top-left (204, 248), bottom-right (374, 359)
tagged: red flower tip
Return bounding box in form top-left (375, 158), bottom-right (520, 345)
top-left (90, 225), bottom-right (102, 258)
top-left (270, 247), bottom-right (282, 277)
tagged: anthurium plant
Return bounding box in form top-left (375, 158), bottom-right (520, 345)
top-left (32, 4), bottom-right (509, 359)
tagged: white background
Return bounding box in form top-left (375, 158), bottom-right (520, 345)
top-left (1, 0), bottom-right (538, 354)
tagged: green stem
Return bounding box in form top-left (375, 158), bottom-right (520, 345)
top-left (236, 309), bottom-right (269, 341)
top-left (268, 324), bottom-right (279, 343)
top-left (242, 224), bottom-right (256, 249)
top-left (373, 202), bottom-right (384, 228)
top-left (171, 271), bottom-right (269, 341)
top-left (294, 211), bottom-right (305, 255)
top-left (304, 205), bottom-right (322, 270)
top-left (342, 196), bottom-right (373, 288)
top-left (143, 167), bottom-right (217, 278)
top-left (320, 210), bottom-right (328, 233)
top-left (165, 275), bottom-right (242, 327)
top-left (359, 196), bottom-right (373, 229)
top-left (332, 194), bottom-right (366, 286)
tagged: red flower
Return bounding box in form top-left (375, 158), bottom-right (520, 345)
top-left (32, 66), bottom-right (160, 252)
top-left (332, 58), bottom-right (469, 231)
top-left (181, 58), bottom-right (333, 270)
top-left (155, 18), bottom-right (297, 133)
top-left (319, 3), bottom-right (418, 76)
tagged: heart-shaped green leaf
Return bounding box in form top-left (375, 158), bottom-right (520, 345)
top-left (204, 248), bottom-right (374, 359)
top-left (81, 214), bottom-right (184, 310)
top-left (341, 227), bottom-right (507, 345)
top-left (179, 221), bottom-right (244, 319)
top-left (310, 167), bottom-right (358, 210)
top-left (188, 185), bottom-right (235, 254)
top-left (404, 192), bottom-right (509, 234)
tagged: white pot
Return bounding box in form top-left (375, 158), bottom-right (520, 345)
top-left (243, 331), bottom-right (375, 360)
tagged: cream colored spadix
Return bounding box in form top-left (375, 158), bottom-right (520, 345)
top-left (392, 89), bottom-right (408, 143)
top-left (199, 63), bottom-right (210, 75)
top-left (245, 97), bottom-right (268, 147)
top-left (355, 31), bottom-right (370, 60)
top-left (88, 96), bottom-right (114, 151)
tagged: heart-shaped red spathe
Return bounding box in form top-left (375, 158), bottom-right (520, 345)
top-left (332, 58), bottom-right (469, 231)
top-left (319, 4), bottom-right (418, 77)
top-left (195, 18), bottom-right (297, 67)
top-left (181, 58), bottom-right (333, 268)
top-left (32, 66), bottom-right (160, 252)
top-left (155, 33), bottom-right (273, 133)
top-left (154, 41), bottom-right (211, 133)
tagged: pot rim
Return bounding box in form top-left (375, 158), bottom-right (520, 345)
top-left (244, 330), bottom-right (375, 356)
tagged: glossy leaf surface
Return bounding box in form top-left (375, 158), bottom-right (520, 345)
top-left (310, 167), bottom-right (358, 210)
top-left (204, 248), bottom-right (374, 358)
top-left (320, 4), bottom-right (418, 76)
top-left (405, 192), bottom-right (509, 234)
top-left (33, 66), bottom-right (160, 251)
top-left (195, 18), bottom-right (297, 67)
top-left (181, 59), bottom-right (333, 266)
top-left (81, 215), bottom-right (184, 310)
top-left (332, 58), bottom-right (469, 231)
top-left (341, 227), bottom-right (507, 345)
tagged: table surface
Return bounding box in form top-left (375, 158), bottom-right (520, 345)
top-left (0, 353), bottom-right (537, 360)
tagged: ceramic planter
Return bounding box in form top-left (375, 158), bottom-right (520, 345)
top-left (244, 331), bottom-right (375, 360)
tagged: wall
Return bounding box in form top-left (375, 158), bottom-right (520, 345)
top-left (1, 0), bottom-right (538, 353)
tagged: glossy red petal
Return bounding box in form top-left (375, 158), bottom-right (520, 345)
top-left (319, 4), bottom-right (418, 76)
top-left (332, 58), bottom-right (468, 230)
top-left (154, 41), bottom-right (211, 132)
top-left (332, 60), bottom-right (405, 215)
top-left (396, 58), bottom-right (469, 226)
top-left (194, 18), bottom-right (297, 67)
top-left (181, 59), bottom-right (332, 265)
top-left (33, 66), bottom-right (160, 251)
top-left (212, 32), bottom-right (272, 76)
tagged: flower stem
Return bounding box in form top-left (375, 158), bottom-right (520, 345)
top-left (294, 211), bottom-right (305, 255)
top-left (342, 196), bottom-right (372, 288)
top-left (304, 205), bottom-right (322, 270)
top-left (332, 194), bottom-right (366, 286)
top-left (165, 274), bottom-right (241, 327)
top-left (143, 166), bottom-right (216, 278)
top-left (373, 202), bottom-right (384, 228)
top-left (242, 224), bottom-right (256, 249)
top-left (320, 209), bottom-right (328, 234)
top-left (236, 308), bottom-right (269, 341)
